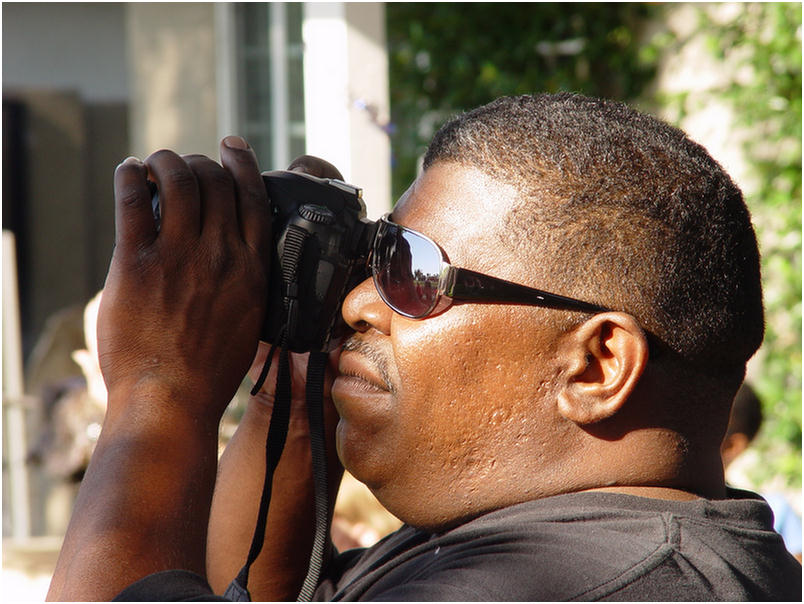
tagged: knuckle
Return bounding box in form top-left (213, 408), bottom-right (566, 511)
top-left (146, 148), bottom-right (179, 164)
top-left (187, 156), bottom-right (234, 192)
top-left (162, 166), bottom-right (198, 192)
top-left (207, 167), bottom-right (235, 193)
top-left (287, 155), bottom-right (343, 180)
top-left (145, 151), bottom-right (198, 194)
top-left (113, 159), bottom-right (138, 180)
top-left (116, 185), bottom-right (142, 209)
top-left (183, 153), bottom-right (213, 163)
top-left (208, 251), bottom-right (233, 275)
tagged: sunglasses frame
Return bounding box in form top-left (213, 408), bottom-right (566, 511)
top-left (370, 214), bottom-right (610, 319)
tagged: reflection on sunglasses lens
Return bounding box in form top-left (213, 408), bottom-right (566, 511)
top-left (376, 224), bottom-right (442, 317)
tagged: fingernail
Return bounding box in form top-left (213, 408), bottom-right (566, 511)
top-left (121, 156), bottom-right (142, 166)
top-left (224, 135), bottom-right (249, 150)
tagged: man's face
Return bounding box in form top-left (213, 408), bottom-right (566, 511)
top-left (332, 162), bottom-right (577, 530)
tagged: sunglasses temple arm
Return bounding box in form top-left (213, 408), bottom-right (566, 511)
top-left (445, 267), bottom-right (609, 314)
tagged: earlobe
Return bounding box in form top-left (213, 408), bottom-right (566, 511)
top-left (556, 313), bottom-right (649, 425)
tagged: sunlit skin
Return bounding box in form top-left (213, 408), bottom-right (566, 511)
top-left (331, 162), bottom-right (724, 532)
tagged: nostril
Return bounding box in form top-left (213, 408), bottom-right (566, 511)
top-left (341, 277), bottom-right (393, 336)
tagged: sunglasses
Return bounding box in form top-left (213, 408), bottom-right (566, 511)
top-left (369, 214), bottom-right (610, 319)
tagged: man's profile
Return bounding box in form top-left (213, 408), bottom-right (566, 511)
top-left (47, 94), bottom-right (800, 602)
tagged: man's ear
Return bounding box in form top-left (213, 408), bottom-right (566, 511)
top-left (556, 312), bottom-right (649, 425)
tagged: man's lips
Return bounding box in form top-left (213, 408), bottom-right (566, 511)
top-left (336, 350), bottom-right (391, 392)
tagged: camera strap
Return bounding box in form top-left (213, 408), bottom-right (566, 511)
top-left (298, 349), bottom-right (330, 601)
top-left (224, 226), bottom-right (332, 602)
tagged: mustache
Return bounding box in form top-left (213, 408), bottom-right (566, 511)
top-left (341, 335), bottom-right (395, 393)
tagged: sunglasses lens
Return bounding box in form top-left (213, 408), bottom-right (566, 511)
top-left (373, 223), bottom-right (442, 317)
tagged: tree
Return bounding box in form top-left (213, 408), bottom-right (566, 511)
top-left (692, 3), bottom-right (801, 488)
top-left (387, 3), bottom-right (660, 199)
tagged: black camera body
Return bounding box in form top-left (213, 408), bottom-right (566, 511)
top-left (261, 170), bottom-right (377, 352)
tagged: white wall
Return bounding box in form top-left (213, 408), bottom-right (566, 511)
top-left (126, 3), bottom-right (219, 159)
top-left (2, 3), bottom-right (128, 102)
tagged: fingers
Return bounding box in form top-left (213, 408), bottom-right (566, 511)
top-left (142, 140), bottom-right (269, 251)
top-left (184, 154), bottom-right (237, 239)
top-left (287, 155), bottom-right (344, 180)
top-left (113, 157), bottom-right (156, 252)
top-left (123, 147), bottom-right (338, 257)
top-left (219, 136), bottom-right (270, 252)
top-left (145, 150), bottom-right (201, 240)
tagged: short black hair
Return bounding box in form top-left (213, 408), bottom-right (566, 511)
top-left (424, 93), bottom-right (764, 384)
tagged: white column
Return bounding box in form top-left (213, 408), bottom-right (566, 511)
top-left (345, 2), bottom-right (391, 218)
top-left (270, 2), bottom-right (291, 169)
top-left (302, 2), bottom-right (390, 217)
top-left (302, 3), bottom-right (353, 179)
top-left (3, 231), bottom-right (31, 540)
top-left (215, 2), bottom-right (237, 140)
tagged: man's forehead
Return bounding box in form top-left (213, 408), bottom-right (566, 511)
top-left (393, 162), bottom-right (519, 244)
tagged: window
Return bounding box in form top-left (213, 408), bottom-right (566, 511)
top-left (234, 3), bottom-right (305, 170)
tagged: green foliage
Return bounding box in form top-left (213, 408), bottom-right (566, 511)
top-left (386, 3), bottom-right (661, 199)
top-left (695, 3), bottom-right (802, 488)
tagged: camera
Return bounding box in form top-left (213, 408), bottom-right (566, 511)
top-left (260, 170), bottom-right (377, 352)
top-left (151, 169), bottom-right (376, 353)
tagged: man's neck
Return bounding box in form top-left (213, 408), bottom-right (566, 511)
top-left (582, 484), bottom-right (727, 501)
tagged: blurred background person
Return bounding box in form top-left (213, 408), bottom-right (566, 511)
top-left (722, 383), bottom-right (802, 562)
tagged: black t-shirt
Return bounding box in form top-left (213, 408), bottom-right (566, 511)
top-left (115, 489), bottom-right (801, 601)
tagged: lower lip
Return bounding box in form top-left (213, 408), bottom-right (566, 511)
top-left (331, 376), bottom-right (392, 439)
top-left (332, 375), bottom-right (389, 397)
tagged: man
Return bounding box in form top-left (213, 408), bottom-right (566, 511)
top-left (48, 94), bottom-right (800, 601)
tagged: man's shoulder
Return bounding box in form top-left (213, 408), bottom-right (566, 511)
top-left (318, 491), bottom-right (801, 601)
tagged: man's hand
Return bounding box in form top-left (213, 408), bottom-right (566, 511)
top-left (47, 136), bottom-right (270, 601)
top-left (99, 137), bottom-right (270, 423)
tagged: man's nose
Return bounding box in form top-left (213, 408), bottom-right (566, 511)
top-left (341, 277), bottom-right (392, 336)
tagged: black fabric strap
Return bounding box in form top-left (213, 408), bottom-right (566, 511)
top-left (281, 225), bottom-right (310, 340)
top-left (297, 350), bottom-right (331, 601)
top-left (281, 225), bottom-right (309, 286)
top-left (228, 333), bottom-right (293, 601)
top-left (250, 338), bottom-right (280, 397)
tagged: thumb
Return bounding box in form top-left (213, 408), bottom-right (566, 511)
top-left (287, 155), bottom-right (344, 180)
